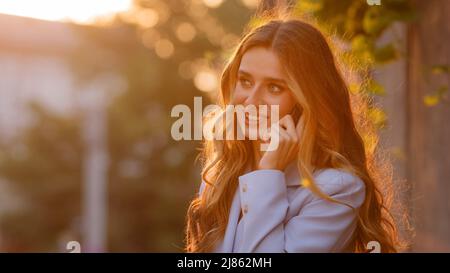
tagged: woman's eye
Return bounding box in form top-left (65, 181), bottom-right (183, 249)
top-left (239, 78), bottom-right (252, 88)
top-left (268, 84), bottom-right (283, 94)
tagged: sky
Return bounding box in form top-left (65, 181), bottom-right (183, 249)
top-left (0, 0), bottom-right (132, 24)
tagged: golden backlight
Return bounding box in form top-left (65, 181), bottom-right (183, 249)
top-left (0, 0), bottom-right (132, 24)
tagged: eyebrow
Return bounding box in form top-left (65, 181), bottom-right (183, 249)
top-left (238, 69), bottom-right (287, 85)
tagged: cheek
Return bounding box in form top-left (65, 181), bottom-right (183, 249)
top-left (231, 87), bottom-right (246, 104)
top-left (266, 93), bottom-right (296, 118)
top-left (278, 93), bottom-right (296, 117)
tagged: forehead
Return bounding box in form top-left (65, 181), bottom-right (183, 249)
top-left (239, 47), bottom-right (285, 79)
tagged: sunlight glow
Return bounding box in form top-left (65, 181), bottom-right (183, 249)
top-left (194, 69), bottom-right (218, 92)
top-left (0, 0), bottom-right (132, 24)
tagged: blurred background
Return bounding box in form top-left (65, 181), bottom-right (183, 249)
top-left (0, 0), bottom-right (448, 252)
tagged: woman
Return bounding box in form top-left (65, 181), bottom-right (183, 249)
top-left (185, 15), bottom-right (400, 253)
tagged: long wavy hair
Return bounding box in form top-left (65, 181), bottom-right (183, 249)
top-left (185, 15), bottom-right (404, 253)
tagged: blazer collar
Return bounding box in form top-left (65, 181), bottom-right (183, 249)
top-left (241, 161), bottom-right (303, 187)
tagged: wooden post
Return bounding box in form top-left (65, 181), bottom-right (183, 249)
top-left (407, 0), bottom-right (450, 252)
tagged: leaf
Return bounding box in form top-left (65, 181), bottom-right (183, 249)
top-left (351, 35), bottom-right (375, 65)
top-left (363, 7), bottom-right (390, 36)
top-left (368, 107), bottom-right (387, 128)
top-left (349, 83), bottom-right (361, 94)
top-left (295, 0), bottom-right (324, 13)
top-left (423, 95), bottom-right (440, 107)
top-left (351, 35), bottom-right (372, 52)
top-left (431, 65), bottom-right (450, 75)
top-left (362, 132), bottom-right (377, 155)
top-left (367, 80), bottom-right (386, 96)
top-left (374, 43), bottom-right (398, 64)
top-left (423, 85), bottom-right (448, 107)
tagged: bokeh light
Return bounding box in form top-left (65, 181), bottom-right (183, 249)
top-left (194, 69), bottom-right (218, 92)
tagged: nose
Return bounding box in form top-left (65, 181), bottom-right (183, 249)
top-left (244, 84), bottom-right (264, 107)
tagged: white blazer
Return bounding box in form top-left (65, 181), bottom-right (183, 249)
top-left (198, 161), bottom-right (366, 253)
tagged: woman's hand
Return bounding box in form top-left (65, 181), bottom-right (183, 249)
top-left (258, 114), bottom-right (303, 171)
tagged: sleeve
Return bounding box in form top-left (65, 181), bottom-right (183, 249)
top-left (236, 169), bottom-right (366, 253)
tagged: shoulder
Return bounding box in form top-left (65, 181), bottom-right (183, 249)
top-left (314, 168), bottom-right (365, 189)
top-left (299, 168), bottom-right (366, 207)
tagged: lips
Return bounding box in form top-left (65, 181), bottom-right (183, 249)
top-left (244, 113), bottom-right (268, 125)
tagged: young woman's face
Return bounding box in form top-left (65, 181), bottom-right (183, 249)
top-left (231, 47), bottom-right (297, 138)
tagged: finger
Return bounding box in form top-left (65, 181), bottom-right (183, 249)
top-left (267, 123), bottom-right (284, 148)
top-left (272, 123), bottom-right (292, 148)
top-left (277, 114), bottom-right (294, 129)
top-left (268, 123), bottom-right (279, 141)
top-left (279, 114), bottom-right (298, 142)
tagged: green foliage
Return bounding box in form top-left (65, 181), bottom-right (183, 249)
top-left (294, 0), bottom-right (417, 132)
top-left (424, 65), bottom-right (450, 107)
top-left (424, 85), bottom-right (449, 107)
top-left (0, 103), bottom-right (82, 251)
top-left (431, 65), bottom-right (450, 75)
top-left (374, 43), bottom-right (398, 64)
